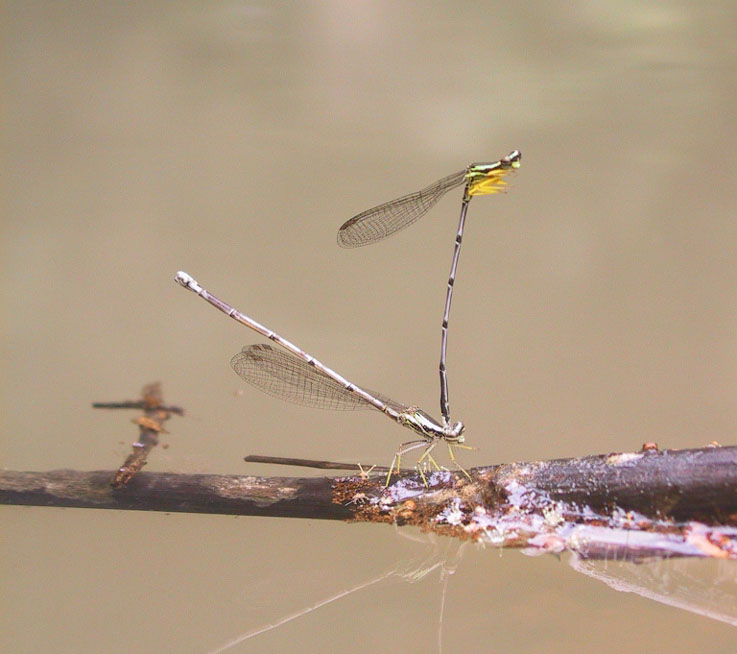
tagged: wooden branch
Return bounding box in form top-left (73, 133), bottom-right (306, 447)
top-left (3, 445), bottom-right (736, 560)
top-left (0, 469), bottom-right (349, 520)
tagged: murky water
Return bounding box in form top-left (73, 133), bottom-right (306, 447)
top-left (3, 2), bottom-right (737, 652)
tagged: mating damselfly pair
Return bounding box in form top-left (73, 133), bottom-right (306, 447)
top-left (176, 150), bottom-right (520, 484)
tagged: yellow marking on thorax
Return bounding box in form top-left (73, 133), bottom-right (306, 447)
top-left (465, 168), bottom-right (510, 196)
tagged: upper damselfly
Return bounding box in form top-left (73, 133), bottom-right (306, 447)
top-left (338, 150), bottom-right (521, 432)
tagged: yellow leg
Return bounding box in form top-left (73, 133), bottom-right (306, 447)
top-left (417, 441), bottom-right (438, 467)
top-left (447, 442), bottom-right (472, 480)
top-left (414, 442), bottom-right (442, 488)
top-left (416, 464), bottom-right (429, 487)
top-left (384, 439), bottom-right (431, 487)
top-left (385, 453), bottom-right (399, 486)
top-left (425, 453), bottom-right (441, 471)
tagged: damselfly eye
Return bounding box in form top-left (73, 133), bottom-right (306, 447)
top-left (503, 150), bottom-right (522, 167)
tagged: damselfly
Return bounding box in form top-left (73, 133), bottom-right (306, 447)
top-left (338, 150), bottom-right (521, 430)
top-left (175, 271), bottom-right (469, 485)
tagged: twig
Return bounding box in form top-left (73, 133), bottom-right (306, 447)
top-left (0, 469), bottom-right (349, 520)
top-left (244, 455), bottom-right (390, 473)
top-left (92, 379), bottom-right (184, 416)
top-left (3, 444), bottom-right (737, 560)
top-left (92, 401), bottom-right (184, 415)
top-left (94, 382), bottom-right (183, 487)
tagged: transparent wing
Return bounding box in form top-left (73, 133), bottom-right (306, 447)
top-left (570, 554), bottom-right (737, 627)
top-left (337, 169), bottom-right (467, 248)
top-left (231, 344), bottom-right (408, 413)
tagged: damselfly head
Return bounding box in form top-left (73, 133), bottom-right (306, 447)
top-left (448, 421), bottom-right (465, 441)
top-left (503, 150), bottom-right (522, 168)
top-left (465, 151), bottom-right (521, 197)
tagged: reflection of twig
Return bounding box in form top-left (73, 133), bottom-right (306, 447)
top-left (2, 445), bottom-right (737, 560)
top-left (93, 382), bottom-right (183, 488)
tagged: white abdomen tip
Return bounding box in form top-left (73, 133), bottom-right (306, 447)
top-left (174, 271), bottom-right (202, 293)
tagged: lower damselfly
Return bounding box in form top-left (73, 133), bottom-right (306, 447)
top-left (338, 150), bottom-right (521, 432)
top-left (175, 271), bottom-right (469, 484)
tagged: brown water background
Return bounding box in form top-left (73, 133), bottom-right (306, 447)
top-left (3, 2), bottom-right (737, 652)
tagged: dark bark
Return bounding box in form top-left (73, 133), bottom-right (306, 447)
top-left (482, 445), bottom-right (737, 525)
top-left (2, 445), bottom-right (736, 525)
top-left (0, 469), bottom-right (350, 520)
